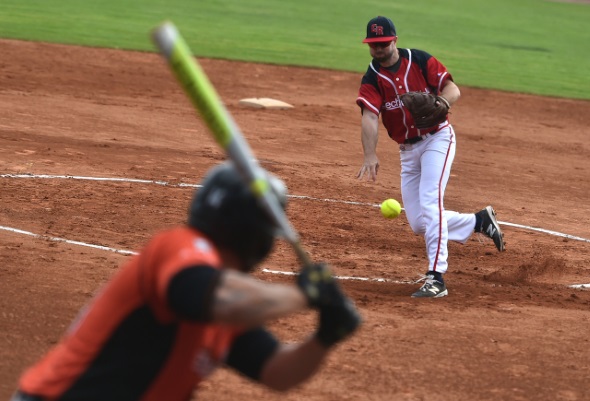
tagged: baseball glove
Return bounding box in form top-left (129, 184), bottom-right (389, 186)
top-left (400, 92), bottom-right (450, 129)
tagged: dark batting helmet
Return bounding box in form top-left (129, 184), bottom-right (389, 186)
top-left (188, 162), bottom-right (287, 271)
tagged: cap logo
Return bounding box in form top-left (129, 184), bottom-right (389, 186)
top-left (371, 24), bottom-right (384, 36)
top-left (207, 188), bottom-right (226, 208)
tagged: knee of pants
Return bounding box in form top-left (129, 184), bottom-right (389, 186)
top-left (405, 211), bottom-right (426, 235)
top-left (408, 220), bottom-right (426, 235)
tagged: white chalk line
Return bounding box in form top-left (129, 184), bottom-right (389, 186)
top-left (4, 173), bottom-right (590, 244)
top-left (261, 268), bottom-right (414, 285)
top-left (0, 224), bottom-right (412, 284)
top-left (0, 225), bottom-right (137, 256)
top-left (1, 173), bottom-right (589, 289)
top-left (0, 173), bottom-right (202, 188)
top-left (498, 221), bottom-right (590, 244)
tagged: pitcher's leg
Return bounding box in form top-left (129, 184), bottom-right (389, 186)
top-left (400, 147), bottom-right (425, 235)
top-left (420, 133), bottom-right (456, 274)
top-left (444, 211), bottom-right (477, 243)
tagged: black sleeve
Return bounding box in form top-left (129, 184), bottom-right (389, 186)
top-left (361, 62), bottom-right (379, 90)
top-left (410, 48), bottom-right (433, 72)
top-left (410, 48), bottom-right (436, 91)
top-left (166, 265), bottom-right (222, 322)
top-left (225, 327), bottom-right (279, 381)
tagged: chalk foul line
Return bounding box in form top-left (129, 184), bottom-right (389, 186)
top-left (1, 173), bottom-right (589, 288)
top-left (2, 173), bottom-right (589, 244)
top-left (0, 225), bottom-right (137, 255)
top-left (0, 224), bottom-right (409, 284)
top-left (0, 224), bottom-right (587, 290)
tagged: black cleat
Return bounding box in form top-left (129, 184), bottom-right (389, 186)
top-left (476, 206), bottom-right (505, 252)
top-left (411, 275), bottom-right (448, 298)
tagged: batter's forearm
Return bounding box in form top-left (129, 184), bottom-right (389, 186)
top-left (259, 339), bottom-right (327, 391)
top-left (212, 270), bottom-right (307, 326)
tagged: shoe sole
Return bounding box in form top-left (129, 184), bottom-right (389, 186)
top-left (485, 206), bottom-right (505, 252)
top-left (411, 289), bottom-right (449, 298)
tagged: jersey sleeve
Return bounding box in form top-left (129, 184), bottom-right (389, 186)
top-left (155, 237), bottom-right (220, 302)
top-left (141, 231), bottom-right (222, 321)
top-left (356, 64), bottom-right (383, 115)
top-left (426, 56), bottom-right (453, 94)
top-left (411, 49), bottom-right (453, 95)
top-left (225, 327), bottom-right (279, 381)
top-left (166, 265), bottom-right (222, 322)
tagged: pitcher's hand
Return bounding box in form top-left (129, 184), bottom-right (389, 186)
top-left (356, 155), bottom-right (379, 181)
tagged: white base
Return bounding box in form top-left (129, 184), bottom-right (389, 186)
top-left (238, 97), bottom-right (294, 109)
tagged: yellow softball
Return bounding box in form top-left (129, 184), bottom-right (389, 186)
top-left (380, 198), bottom-right (401, 219)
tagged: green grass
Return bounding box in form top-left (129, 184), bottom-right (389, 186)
top-left (1, 0), bottom-right (589, 99)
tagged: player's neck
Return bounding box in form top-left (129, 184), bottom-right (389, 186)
top-left (380, 48), bottom-right (399, 68)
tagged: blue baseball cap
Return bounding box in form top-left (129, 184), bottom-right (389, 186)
top-left (363, 16), bottom-right (397, 43)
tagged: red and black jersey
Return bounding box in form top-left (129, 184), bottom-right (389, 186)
top-left (17, 226), bottom-right (277, 401)
top-left (356, 48), bottom-right (453, 144)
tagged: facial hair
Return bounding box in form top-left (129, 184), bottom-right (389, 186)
top-left (372, 47), bottom-right (395, 64)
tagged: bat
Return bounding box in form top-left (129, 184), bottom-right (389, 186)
top-left (151, 21), bottom-right (312, 267)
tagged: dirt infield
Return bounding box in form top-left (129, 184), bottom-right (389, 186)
top-left (1, 39), bottom-right (589, 401)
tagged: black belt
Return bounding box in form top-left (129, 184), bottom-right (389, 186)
top-left (404, 129), bottom-right (438, 144)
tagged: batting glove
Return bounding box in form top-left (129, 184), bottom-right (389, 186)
top-left (315, 296), bottom-right (362, 348)
top-left (296, 262), bottom-right (341, 308)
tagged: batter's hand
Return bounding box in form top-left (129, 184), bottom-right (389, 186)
top-left (297, 263), bottom-right (341, 308)
top-left (296, 263), bottom-right (362, 348)
top-left (315, 296), bottom-right (361, 348)
top-left (356, 155), bottom-right (379, 181)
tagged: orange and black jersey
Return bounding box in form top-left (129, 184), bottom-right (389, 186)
top-left (356, 48), bottom-right (453, 144)
top-left (18, 226), bottom-right (279, 401)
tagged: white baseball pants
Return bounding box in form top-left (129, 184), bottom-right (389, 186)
top-left (399, 125), bottom-right (476, 274)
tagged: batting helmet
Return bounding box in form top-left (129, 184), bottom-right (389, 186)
top-left (188, 162), bottom-right (287, 271)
